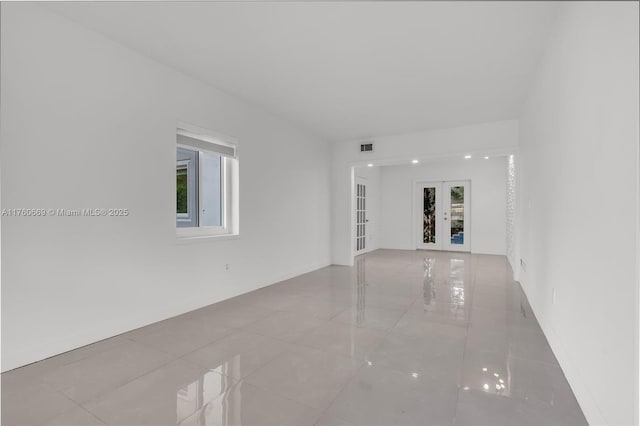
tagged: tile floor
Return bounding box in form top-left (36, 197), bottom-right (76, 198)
top-left (1, 249), bottom-right (588, 426)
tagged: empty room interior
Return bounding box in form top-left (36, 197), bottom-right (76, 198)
top-left (1, 1), bottom-right (639, 426)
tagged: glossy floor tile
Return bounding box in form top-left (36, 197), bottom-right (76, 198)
top-left (125, 317), bottom-right (235, 357)
top-left (324, 364), bottom-right (459, 426)
top-left (184, 332), bottom-right (298, 380)
top-left (243, 311), bottom-right (327, 342)
top-left (40, 340), bottom-right (176, 404)
top-left (1, 249), bottom-right (587, 426)
top-left (180, 381), bottom-right (322, 426)
top-left (243, 345), bottom-right (361, 409)
top-left (295, 321), bottom-right (387, 361)
top-left (82, 359), bottom-right (236, 426)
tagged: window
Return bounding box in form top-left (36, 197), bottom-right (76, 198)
top-left (176, 127), bottom-right (238, 238)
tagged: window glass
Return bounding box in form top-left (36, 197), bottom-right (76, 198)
top-left (200, 151), bottom-right (222, 227)
top-left (176, 147), bottom-right (198, 228)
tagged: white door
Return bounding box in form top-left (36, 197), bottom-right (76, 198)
top-left (416, 181), bottom-right (470, 252)
top-left (355, 178), bottom-right (367, 253)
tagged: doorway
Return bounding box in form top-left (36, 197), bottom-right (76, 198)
top-left (416, 180), bottom-right (470, 252)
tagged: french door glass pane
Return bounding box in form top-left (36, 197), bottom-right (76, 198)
top-left (423, 187), bottom-right (436, 243)
top-left (450, 186), bottom-right (464, 245)
top-left (355, 183), bottom-right (366, 251)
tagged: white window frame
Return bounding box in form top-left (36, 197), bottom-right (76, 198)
top-left (176, 125), bottom-right (239, 240)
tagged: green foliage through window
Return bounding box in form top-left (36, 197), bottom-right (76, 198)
top-left (451, 186), bottom-right (464, 203)
top-left (176, 167), bottom-right (188, 214)
top-left (423, 187), bottom-right (436, 244)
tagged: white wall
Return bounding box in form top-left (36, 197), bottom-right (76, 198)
top-left (353, 166), bottom-right (381, 254)
top-left (518, 3), bottom-right (639, 425)
top-left (0, 4), bottom-right (332, 371)
top-left (332, 120), bottom-right (518, 265)
top-left (378, 157), bottom-right (507, 255)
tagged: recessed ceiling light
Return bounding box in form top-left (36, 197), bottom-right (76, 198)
top-left (411, 159), bottom-right (419, 164)
top-left (484, 156), bottom-right (490, 159)
top-left (464, 155), bottom-right (472, 159)
top-left (367, 163), bottom-right (374, 167)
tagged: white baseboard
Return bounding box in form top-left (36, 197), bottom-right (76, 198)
top-left (251, 258), bottom-right (332, 290)
top-left (470, 249), bottom-right (507, 256)
top-left (507, 254), bottom-right (520, 281)
top-left (521, 281), bottom-right (606, 426)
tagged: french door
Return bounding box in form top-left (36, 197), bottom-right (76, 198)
top-left (355, 178), bottom-right (367, 254)
top-left (417, 180), bottom-right (470, 252)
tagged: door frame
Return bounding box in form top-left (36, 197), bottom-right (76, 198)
top-left (413, 179), bottom-right (472, 252)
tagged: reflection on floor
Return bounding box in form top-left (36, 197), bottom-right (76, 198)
top-left (1, 249), bottom-right (587, 426)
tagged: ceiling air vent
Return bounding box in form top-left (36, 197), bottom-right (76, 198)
top-left (360, 142), bottom-right (374, 153)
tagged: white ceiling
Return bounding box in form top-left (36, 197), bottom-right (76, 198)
top-left (44, 2), bottom-right (558, 142)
